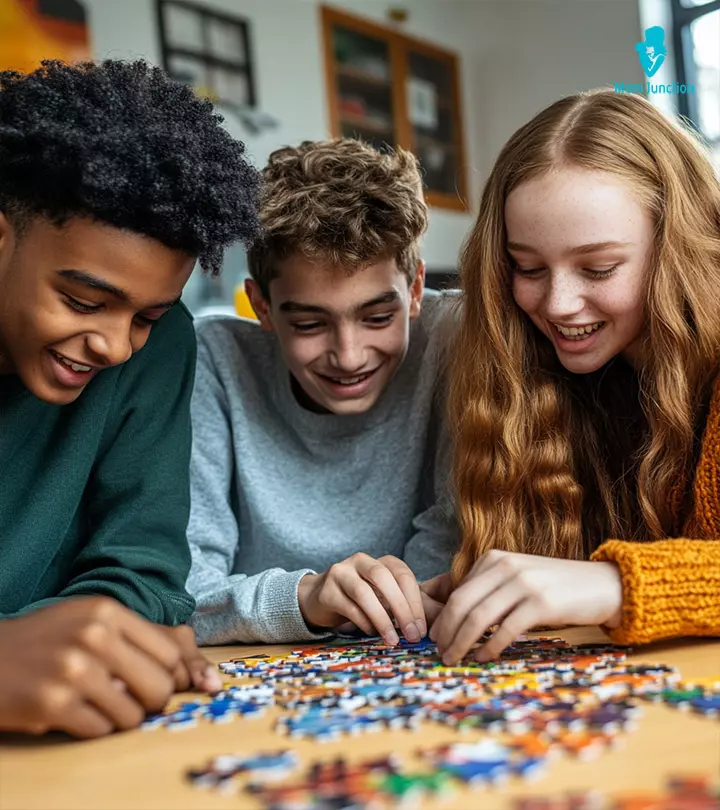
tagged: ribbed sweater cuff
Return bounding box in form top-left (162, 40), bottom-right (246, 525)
top-left (591, 539), bottom-right (720, 645)
top-left (254, 569), bottom-right (334, 644)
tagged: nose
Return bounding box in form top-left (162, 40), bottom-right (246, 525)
top-left (329, 325), bottom-right (367, 372)
top-left (85, 320), bottom-right (136, 367)
top-left (542, 270), bottom-right (585, 321)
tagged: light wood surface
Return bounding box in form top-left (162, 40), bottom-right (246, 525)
top-left (1, 628), bottom-right (718, 810)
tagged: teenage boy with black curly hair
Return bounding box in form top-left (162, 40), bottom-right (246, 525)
top-left (0, 59), bottom-right (259, 738)
top-left (187, 139), bottom-right (458, 647)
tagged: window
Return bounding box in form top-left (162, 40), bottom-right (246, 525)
top-left (157, 0), bottom-right (255, 112)
top-left (671, 0), bottom-right (720, 166)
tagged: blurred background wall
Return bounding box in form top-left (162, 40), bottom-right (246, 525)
top-left (1, 0), bottom-right (717, 314)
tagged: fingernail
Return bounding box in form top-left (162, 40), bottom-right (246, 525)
top-left (203, 666), bottom-right (223, 693)
top-left (404, 623), bottom-right (421, 643)
top-left (417, 620), bottom-right (427, 638)
top-left (385, 629), bottom-right (399, 646)
top-left (442, 653), bottom-right (455, 666)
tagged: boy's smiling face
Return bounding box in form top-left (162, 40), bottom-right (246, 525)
top-left (247, 254), bottom-right (424, 415)
top-left (0, 214), bottom-right (195, 404)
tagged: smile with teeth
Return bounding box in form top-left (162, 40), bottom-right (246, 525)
top-left (552, 322), bottom-right (605, 340)
top-left (325, 370), bottom-right (374, 386)
top-left (51, 350), bottom-right (93, 372)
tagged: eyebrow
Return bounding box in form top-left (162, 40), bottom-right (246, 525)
top-left (507, 240), bottom-right (635, 256)
top-left (278, 290), bottom-right (401, 316)
top-left (57, 269), bottom-right (180, 310)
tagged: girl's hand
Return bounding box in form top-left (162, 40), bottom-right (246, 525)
top-left (298, 554), bottom-right (426, 646)
top-left (419, 572), bottom-right (454, 626)
top-left (429, 550), bottom-right (623, 664)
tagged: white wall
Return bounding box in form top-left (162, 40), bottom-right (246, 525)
top-left (459, 0), bottom-right (645, 178)
top-left (83, 0), bottom-right (644, 273)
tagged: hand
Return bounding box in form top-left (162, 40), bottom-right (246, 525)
top-left (154, 624), bottom-right (222, 694)
top-left (429, 550), bottom-right (623, 665)
top-left (0, 597), bottom-right (215, 738)
top-left (298, 553), bottom-right (426, 646)
top-left (420, 573), bottom-right (453, 627)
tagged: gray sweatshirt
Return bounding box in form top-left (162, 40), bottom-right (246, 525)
top-left (186, 291), bottom-right (459, 645)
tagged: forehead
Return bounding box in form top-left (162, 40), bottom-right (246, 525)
top-left (505, 169), bottom-right (651, 248)
top-left (270, 254), bottom-right (408, 313)
top-left (20, 217), bottom-right (194, 304)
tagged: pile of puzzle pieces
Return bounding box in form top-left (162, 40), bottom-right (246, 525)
top-left (186, 749), bottom-right (719, 810)
top-left (142, 635), bottom-right (720, 808)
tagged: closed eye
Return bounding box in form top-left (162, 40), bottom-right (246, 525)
top-left (512, 266), bottom-right (545, 277)
top-left (365, 313), bottom-right (394, 326)
top-left (584, 265), bottom-right (618, 279)
top-left (65, 295), bottom-right (162, 327)
top-left (134, 314), bottom-right (161, 327)
top-left (64, 295), bottom-right (101, 314)
top-left (291, 321), bottom-right (324, 333)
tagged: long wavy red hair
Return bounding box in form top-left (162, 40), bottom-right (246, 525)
top-left (450, 89), bottom-right (720, 581)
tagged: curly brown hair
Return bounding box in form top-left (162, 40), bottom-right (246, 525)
top-left (247, 139), bottom-right (428, 298)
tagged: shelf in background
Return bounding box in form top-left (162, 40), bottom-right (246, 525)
top-left (337, 65), bottom-right (390, 87)
top-left (340, 112), bottom-right (393, 136)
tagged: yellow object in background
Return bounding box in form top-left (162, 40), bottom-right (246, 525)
top-left (234, 285), bottom-right (258, 320)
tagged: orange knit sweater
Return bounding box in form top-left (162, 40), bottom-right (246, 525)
top-left (590, 378), bottom-right (720, 645)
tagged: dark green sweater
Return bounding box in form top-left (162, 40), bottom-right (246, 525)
top-left (0, 303), bottom-right (196, 624)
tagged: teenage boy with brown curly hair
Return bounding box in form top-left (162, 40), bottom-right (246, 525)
top-left (186, 139), bottom-right (458, 646)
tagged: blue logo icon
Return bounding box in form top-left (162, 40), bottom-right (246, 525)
top-left (635, 26), bottom-right (667, 78)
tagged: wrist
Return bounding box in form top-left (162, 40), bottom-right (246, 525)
top-left (297, 573), bottom-right (325, 630)
top-left (598, 562), bottom-right (623, 628)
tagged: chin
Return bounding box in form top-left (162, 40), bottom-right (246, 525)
top-left (39, 387), bottom-right (84, 405)
top-left (25, 375), bottom-right (84, 405)
top-left (328, 397), bottom-right (377, 416)
top-left (558, 357), bottom-right (608, 375)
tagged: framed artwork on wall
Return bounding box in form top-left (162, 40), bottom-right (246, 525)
top-left (0, 0), bottom-right (90, 73)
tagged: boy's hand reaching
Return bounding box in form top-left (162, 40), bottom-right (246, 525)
top-left (154, 624), bottom-right (222, 694)
top-left (0, 597), bottom-right (218, 739)
top-left (298, 553), bottom-right (426, 645)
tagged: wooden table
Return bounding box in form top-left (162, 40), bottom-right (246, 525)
top-left (1, 628), bottom-right (718, 810)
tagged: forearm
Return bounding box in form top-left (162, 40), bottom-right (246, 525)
top-left (188, 565), bottom-right (332, 645)
top-left (591, 538), bottom-right (720, 644)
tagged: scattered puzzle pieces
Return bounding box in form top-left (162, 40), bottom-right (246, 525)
top-left (167, 635), bottom-right (720, 809)
top-left (514, 775), bottom-right (720, 810)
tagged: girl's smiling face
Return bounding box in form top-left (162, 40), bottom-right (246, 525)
top-left (506, 167), bottom-right (654, 374)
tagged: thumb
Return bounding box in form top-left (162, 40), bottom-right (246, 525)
top-left (172, 625), bottom-right (223, 694)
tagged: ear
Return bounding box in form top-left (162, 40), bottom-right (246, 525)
top-left (245, 279), bottom-right (275, 333)
top-left (408, 260), bottom-right (426, 320)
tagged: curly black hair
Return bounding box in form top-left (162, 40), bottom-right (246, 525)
top-left (0, 59), bottom-right (260, 275)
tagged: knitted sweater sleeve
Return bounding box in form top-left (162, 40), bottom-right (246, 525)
top-left (590, 539), bottom-right (720, 644)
